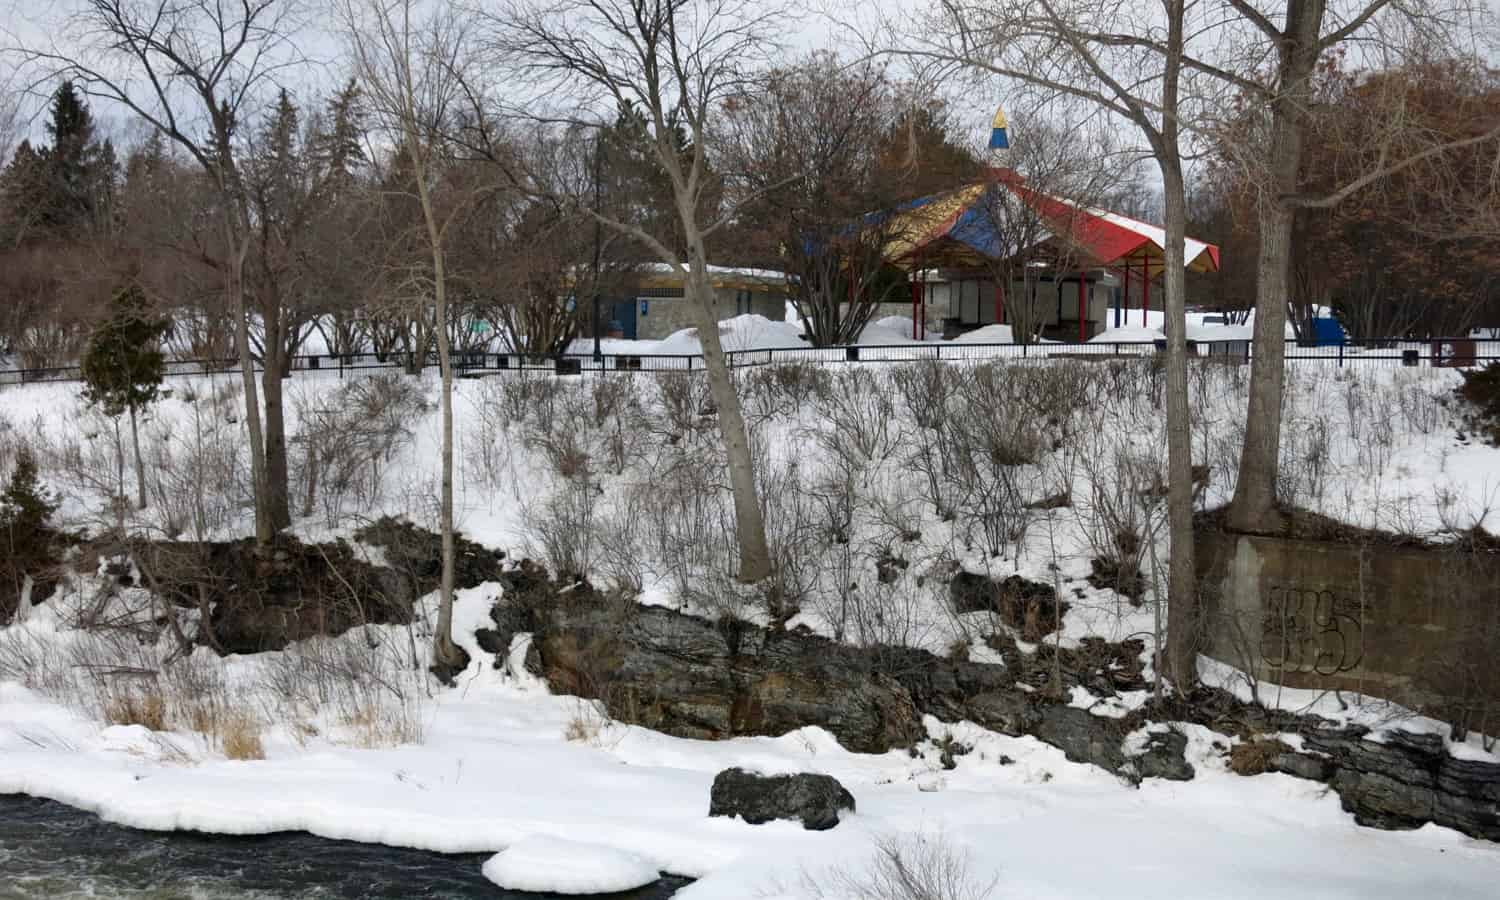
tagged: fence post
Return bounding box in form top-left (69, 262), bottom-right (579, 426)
top-left (1338, 341), bottom-right (1344, 369)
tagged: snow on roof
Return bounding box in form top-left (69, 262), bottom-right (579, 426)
top-left (636, 263), bottom-right (789, 282)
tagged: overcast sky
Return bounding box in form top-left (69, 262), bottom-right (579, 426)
top-left (2, 0), bottom-right (1497, 168)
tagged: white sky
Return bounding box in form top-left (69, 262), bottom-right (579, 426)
top-left (1, 0), bottom-right (1497, 168)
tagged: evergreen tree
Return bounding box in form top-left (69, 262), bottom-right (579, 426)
top-left (39, 81), bottom-right (111, 236)
top-left (1, 446), bottom-right (60, 621)
top-left (0, 447), bottom-right (59, 533)
top-left (80, 284), bottom-right (169, 512)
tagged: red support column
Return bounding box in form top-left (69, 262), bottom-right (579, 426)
top-left (1120, 263), bottom-right (1130, 329)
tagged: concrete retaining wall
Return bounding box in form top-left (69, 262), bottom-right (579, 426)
top-left (1195, 530), bottom-right (1500, 718)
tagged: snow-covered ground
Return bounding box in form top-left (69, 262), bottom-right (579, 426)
top-left (3, 586), bottom-right (1498, 899)
top-left (3, 346), bottom-right (1500, 896)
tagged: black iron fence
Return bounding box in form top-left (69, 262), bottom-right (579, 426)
top-left (3, 338), bottom-right (1497, 386)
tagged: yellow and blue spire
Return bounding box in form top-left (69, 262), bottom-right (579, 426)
top-left (988, 107), bottom-right (1009, 150)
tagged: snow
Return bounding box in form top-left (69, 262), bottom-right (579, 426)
top-left (951, 324), bottom-right (1016, 343)
top-left (4, 605), bottom-right (1499, 899)
top-left (482, 835), bottom-right (661, 894)
top-left (1089, 325), bottom-right (1162, 344)
top-left (4, 343), bottom-right (1500, 896)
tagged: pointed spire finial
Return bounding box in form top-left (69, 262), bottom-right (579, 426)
top-left (988, 107), bottom-right (1010, 167)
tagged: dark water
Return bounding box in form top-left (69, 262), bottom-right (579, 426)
top-left (0, 795), bottom-right (689, 899)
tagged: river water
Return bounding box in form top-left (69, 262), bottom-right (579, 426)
top-left (0, 795), bottom-right (689, 899)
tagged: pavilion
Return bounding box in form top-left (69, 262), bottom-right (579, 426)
top-left (871, 161), bottom-right (1221, 341)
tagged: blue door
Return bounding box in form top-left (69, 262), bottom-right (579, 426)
top-left (609, 300), bottom-right (638, 339)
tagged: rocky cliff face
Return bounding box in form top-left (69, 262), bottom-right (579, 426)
top-left (487, 564), bottom-right (1500, 843)
top-left (1274, 726), bottom-right (1500, 841)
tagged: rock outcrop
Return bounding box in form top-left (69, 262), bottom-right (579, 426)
top-left (709, 768), bottom-right (855, 831)
top-left (493, 565), bottom-right (1498, 843)
top-left (1273, 726), bottom-right (1500, 841)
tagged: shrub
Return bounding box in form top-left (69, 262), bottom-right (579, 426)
top-left (104, 688), bottom-right (168, 731)
top-left (1456, 362), bottom-right (1500, 445)
top-left (1228, 738), bottom-right (1291, 776)
top-left (220, 713), bottom-right (266, 761)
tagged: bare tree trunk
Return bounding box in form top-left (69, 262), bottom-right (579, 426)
top-left (1228, 2), bottom-right (1323, 536)
top-left (228, 224), bottom-right (273, 547)
top-left (1162, 163), bottom-right (1198, 691)
top-left (687, 249), bottom-right (773, 582)
top-left (260, 314), bottom-right (293, 531)
top-left (128, 402), bottom-right (146, 510)
top-left (418, 166), bottom-right (465, 675)
top-left (1160, 0), bottom-right (1197, 692)
top-left (112, 416), bottom-right (126, 533)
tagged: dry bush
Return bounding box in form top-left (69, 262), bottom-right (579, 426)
top-left (259, 628), bottom-right (427, 748)
top-left (144, 383), bottom-right (246, 540)
top-left (293, 374), bottom-right (429, 527)
top-left (103, 687), bottom-right (168, 731)
top-left (740, 361), bottom-right (830, 423)
top-left (800, 830), bottom-right (998, 900)
top-left (1228, 738), bottom-right (1292, 776)
top-left (219, 712), bottom-right (266, 760)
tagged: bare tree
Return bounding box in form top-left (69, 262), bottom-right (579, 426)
top-left (1163, 0), bottom-right (1500, 533)
top-left (16, 0), bottom-right (308, 547)
top-left (339, 0), bottom-right (474, 675)
top-left (721, 53), bottom-right (925, 346)
top-left (886, 0), bottom-right (1201, 687)
top-left (481, 0), bottom-right (782, 581)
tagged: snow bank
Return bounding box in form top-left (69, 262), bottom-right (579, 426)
top-left (656, 315), bottom-right (807, 354)
top-left (857, 321), bottom-right (921, 346)
top-left (1089, 325), bottom-right (1162, 343)
top-left (950, 324), bottom-right (1016, 344)
top-left (482, 835), bottom-right (661, 895)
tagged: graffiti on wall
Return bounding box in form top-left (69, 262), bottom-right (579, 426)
top-left (1261, 585), bottom-right (1365, 675)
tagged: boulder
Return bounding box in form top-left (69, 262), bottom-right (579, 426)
top-left (708, 768), bottom-right (854, 831)
top-left (1035, 705), bottom-right (1127, 774)
top-left (1128, 729), bottom-right (1195, 782)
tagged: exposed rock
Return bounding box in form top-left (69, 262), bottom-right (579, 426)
top-left (531, 595), bottom-right (923, 753)
top-left (498, 562), bottom-right (1500, 843)
top-left (950, 572), bottom-right (1069, 641)
top-left (1128, 729), bottom-right (1195, 782)
top-left (354, 516), bottom-right (506, 597)
top-left (135, 537), bottom-right (414, 654)
top-left (1299, 727), bottom-right (1500, 841)
top-left (875, 553), bottom-right (909, 585)
top-left (1035, 705), bottom-right (1128, 774)
top-left (708, 768), bottom-right (854, 831)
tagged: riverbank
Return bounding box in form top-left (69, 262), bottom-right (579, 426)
top-left (4, 589), bottom-right (1499, 899)
top-left (0, 794), bottom-right (689, 898)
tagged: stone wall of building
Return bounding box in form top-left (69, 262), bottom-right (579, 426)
top-left (1195, 529), bottom-right (1500, 721)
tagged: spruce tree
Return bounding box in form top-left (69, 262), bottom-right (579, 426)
top-left (0, 447), bottom-right (58, 534)
top-left (1, 446), bottom-right (60, 621)
top-left (40, 81), bottom-right (108, 236)
top-left (80, 284), bottom-right (169, 512)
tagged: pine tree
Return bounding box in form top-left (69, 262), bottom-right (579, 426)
top-left (39, 81), bottom-right (110, 236)
top-left (0, 447), bottom-right (59, 532)
top-left (80, 284), bottom-right (169, 512)
top-left (0, 446), bottom-right (60, 622)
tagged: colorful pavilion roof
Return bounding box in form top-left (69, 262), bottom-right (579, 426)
top-left (876, 168), bottom-right (1220, 276)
